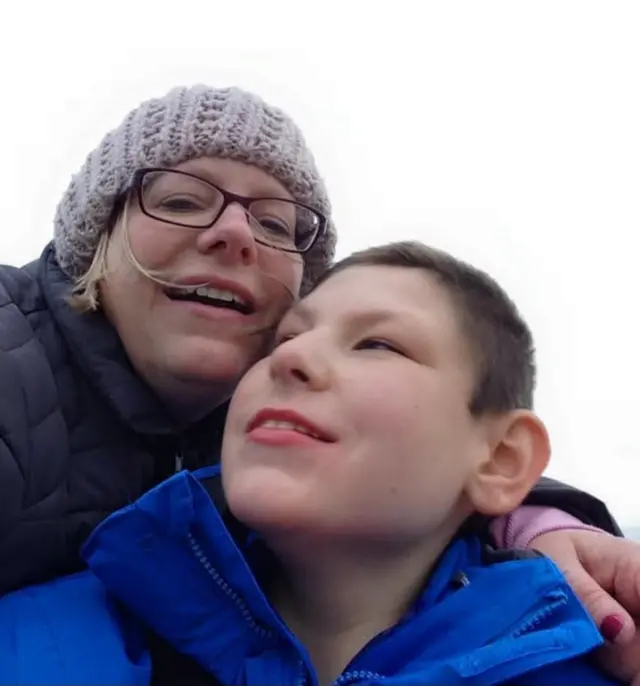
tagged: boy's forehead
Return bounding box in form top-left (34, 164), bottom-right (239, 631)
top-left (290, 265), bottom-right (458, 325)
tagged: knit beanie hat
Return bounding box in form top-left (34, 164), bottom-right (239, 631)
top-left (53, 85), bottom-right (336, 293)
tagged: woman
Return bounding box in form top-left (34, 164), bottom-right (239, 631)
top-left (0, 84), bottom-right (636, 678)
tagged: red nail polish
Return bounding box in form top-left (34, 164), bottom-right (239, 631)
top-left (600, 614), bottom-right (625, 642)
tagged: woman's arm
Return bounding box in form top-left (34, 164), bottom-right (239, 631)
top-left (523, 476), bottom-right (622, 534)
top-left (491, 475), bottom-right (622, 552)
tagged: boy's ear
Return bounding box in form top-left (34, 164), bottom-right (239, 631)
top-left (465, 410), bottom-right (550, 517)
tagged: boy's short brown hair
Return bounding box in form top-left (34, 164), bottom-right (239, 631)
top-left (317, 241), bottom-right (535, 414)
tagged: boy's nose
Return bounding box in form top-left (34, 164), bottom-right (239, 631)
top-left (268, 335), bottom-right (331, 392)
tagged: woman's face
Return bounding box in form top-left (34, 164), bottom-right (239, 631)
top-left (100, 157), bottom-right (304, 417)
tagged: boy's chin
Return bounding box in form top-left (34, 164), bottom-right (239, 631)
top-left (225, 479), bottom-right (333, 544)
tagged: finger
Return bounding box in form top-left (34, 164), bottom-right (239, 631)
top-left (597, 629), bottom-right (640, 683)
top-left (531, 532), bottom-right (637, 644)
top-left (577, 534), bottom-right (640, 614)
top-left (562, 565), bottom-right (636, 645)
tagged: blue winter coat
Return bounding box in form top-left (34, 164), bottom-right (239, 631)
top-left (0, 467), bottom-right (620, 685)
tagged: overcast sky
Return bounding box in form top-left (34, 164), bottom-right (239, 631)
top-left (1, 1), bottom-right (637, 526)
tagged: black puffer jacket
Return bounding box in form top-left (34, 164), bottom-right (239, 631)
top-left (0, 243), bottom-right (622, 596)
top-left (0, 244), bottom-right (227, 594)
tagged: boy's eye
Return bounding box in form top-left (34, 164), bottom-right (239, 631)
top-left (354, 338), bottom-right (405, 355)
top-left (272, 333), bottom-right (297, 348)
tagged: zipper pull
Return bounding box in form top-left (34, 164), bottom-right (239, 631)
top-left (174, 452), bottom-right (184, 472)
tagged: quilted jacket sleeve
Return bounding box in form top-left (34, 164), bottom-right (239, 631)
top-left (0, 280), bottom-right (31, 551)
top-left (0, 267), bottom-right (72, 594)
top-left (0, 431), bottom-right (22, 544)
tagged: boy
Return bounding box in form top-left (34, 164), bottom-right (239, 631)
top-left (82, 241), bottom-right (616, 685)
top-left (2, 242), bottom-right (617, 685)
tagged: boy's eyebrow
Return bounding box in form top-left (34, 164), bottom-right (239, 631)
top-left (286, 301), bottom-right (419, 330)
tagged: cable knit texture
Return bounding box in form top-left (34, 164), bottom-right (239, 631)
top-left (53, 85), bottom-right (335, 293)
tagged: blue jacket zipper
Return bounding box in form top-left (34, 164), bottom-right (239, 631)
top-left (187, 530), bottom-right (318, 686)
top-left (186, 531), bottom-right (273, 640)
top-left (333, 670), bottom-right (386, 685)
top-left (331, 588), bottom-right (569, 685)
top-left (510, 589), bottom-right (568, 638)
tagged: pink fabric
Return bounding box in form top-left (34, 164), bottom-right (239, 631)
top-left (491, 505), bottom-right (603, 550)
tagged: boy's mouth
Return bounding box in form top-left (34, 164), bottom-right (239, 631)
top-left (247, 408), bottom-right (336, 443)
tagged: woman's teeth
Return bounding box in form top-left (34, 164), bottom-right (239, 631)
top-left (166, 285), bottom-right (253, 314)
top-left (189, 286), bottom-right (248, 308)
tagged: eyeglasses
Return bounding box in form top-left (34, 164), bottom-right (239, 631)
top-left (132, 168), bottom-right (327, 254)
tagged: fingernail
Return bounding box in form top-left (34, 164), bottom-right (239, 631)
top-left (600, 614), bottom-right (625, 642)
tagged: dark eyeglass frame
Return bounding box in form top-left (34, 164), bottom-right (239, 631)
top-left (132, 167), bottom-right (327, 255)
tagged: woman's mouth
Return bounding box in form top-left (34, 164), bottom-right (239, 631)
top-left (165, 285), bottom-right (255, 315)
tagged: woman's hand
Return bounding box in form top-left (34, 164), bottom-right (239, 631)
top-left (531, 529), bottom-right (640, 684)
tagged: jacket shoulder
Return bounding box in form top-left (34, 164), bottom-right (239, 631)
top-left (0, 258), bottom-right (49, 356)
top-left (0, 257), bottom-right (70, 589)
top-left (0, 572), bottom-right (151, 685)
top-left (0, 259), bottom-right (44, 310)
top-left (0, 259), bottom-right (50, 504)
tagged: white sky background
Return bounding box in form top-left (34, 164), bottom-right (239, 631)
top-left (0, 1), bottom-right (638, 527)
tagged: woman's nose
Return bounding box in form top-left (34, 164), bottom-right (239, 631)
top-left (196, 204), bottom-right (259, 265)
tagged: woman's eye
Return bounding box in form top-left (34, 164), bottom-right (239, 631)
top-left (355, 338), bottom-right (404, 355)
top-left (159, 196), bottom-right (205, 212)
top-left (257, 216), bottom-right (292, 236)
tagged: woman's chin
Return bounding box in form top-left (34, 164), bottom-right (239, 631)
top-left (168, 337), bottom-right (259, 386)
